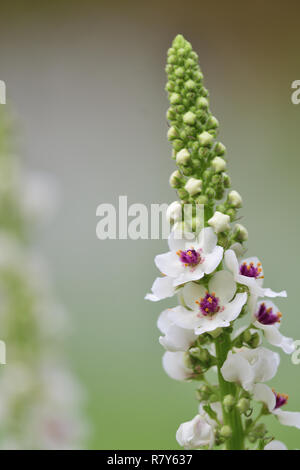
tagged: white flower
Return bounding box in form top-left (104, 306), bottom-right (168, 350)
top-left (185, 178), bottom-right (202, 196)
top-left (20, 170), bottom-right (59, 224)
top-left (224, 249), bottom-right (287, 300)
top-left (154, 227), bottom-right (223, 288)
top-left (162, 351), bottom-right (193, 381)
top-left (264, 440), bottom-right (287, 450)
top-left (145, 276), bottom-right (175, 302)
top-left (176, 413), bottom-right (215, 449)
top-left (166, 201), bottom-right (182, 223)
top-left (169, 271), bottom-right (247, 335)
top-left (221, 347), bottom-right (280, 391)
top-left (211, 156), bottom-right (226, 173)
top-left (228, 190), bottom-right (242, 208)
top-left (253, 383), bottom-right (300, 429)
top-left (208, 211), bottom-right (230, 233)
top-left (157, 310), bottom-right (197, 352)
top-left (251, 300), bottom-right (295, 354)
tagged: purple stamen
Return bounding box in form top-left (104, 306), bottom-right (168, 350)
top-left (256, 303), bottom-right (281, 325)
top-left (177, 248), bottom-right (202, 267)
top-left (273, 390), bottom-right (288, 409)
top-left (240, 261), bottom-right (262, 279)
top-left (196, 292), bottom-right (222, 316)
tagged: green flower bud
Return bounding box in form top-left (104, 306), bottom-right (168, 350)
top-left (237, 398), bottom-right (251, 414)
top-left (183, 352), bottom-right (194, 369)
top-left (216, 204), bottom-right (226, 213)
top-left (226, 208), bottom-right (236, 221)
top-left (205, 187), bottom-right (215, 199)
top-left (193, 71), bottom-right (203, 81)
top-left (222, 172), bottom-right (231, 188)
top-left (228, 190), bottom-right (243, 208)
top-left (233, 223), bottom-right (248, 242)
top-left (198, 348), bottom-right (210, 363)
top-left (254, 423), bottom-right (267, 438)
top-left (169, 170), bottom-right (182, 188)
top-left (202, 168), bottom-right (212, 180)
top-left (183, 111), bottom-right (196, 125)
top-left (173, 139), bottom-right (184, 151)
top-left (223, 394), bottom-right (235, 411)
top-left (176, 148), bottom-right (190, 165)
top-left (242, 330), bottom-right (252, 343)
top-left (198, 131), bottom-right (214, 147)
top-left (220, 425), bottom-right (232, 439)
top-left (189, 347), bottom-right (201, 359)
top-left (196, 97), bottom-right (209, 109)
top-left (182, 166), bottom-right (193, 176)
top-left (195, 195), bottom-right (208, 205)
top-left (211, 174), bottom-right (221, 186)
top-left (166, 108), bottom-right (176, 120)
top-left (206, 116), bottom-right (219, 129)
top-left (185, 79), bottom-right (196, 90)
top-left (214, 142), bottom-right (226, 155)
top-left (209, 394), bottom-right (219, 403)
top-left (185, 177), bottom-right (202, 196)
top-left (167, 126), bottom-right (178, 140)
top-left (249, 332), bottom-right (260, 348)
top-left (167, 55), bottom-right (176, 64)
top-left (170, 93), bottom-right (181, 104)
top-left (196, 384), bottom-right (211, 401)
top-left (175, 67), bottom-right (185, 77)
top-left (212, 156), bottom-right (227, 173)
top-left (177, 188), bottom-right (189, 200)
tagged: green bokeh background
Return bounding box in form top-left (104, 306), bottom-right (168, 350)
top-left (0, 0), bottom-right (300, 449)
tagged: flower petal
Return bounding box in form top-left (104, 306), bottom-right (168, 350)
top-left (168, 230), bottom-right (195, 252)
top-left (158, 310), bottom-right (197, 351)
top-left (273, 409), bottom-right (300, 429)
top-left (169, 305), bottom-right (201, 330)
top-left (201, 246), bottom-right (223, 274)
top-left (182, 283), bottom-right (206, 310)
top-left (194, 315), bottom-right (229, 335)
top-left (155, 251), bottom-right (182, 277)
top-left (222, 292), bottom-right (248, 322)
top-left (176, 414), bottom-right (215, 449)
top-left (264, 440), bottom-right (287, 450)
top-left (253, 383), bottom-right (276, 411)
top-left (157, 309), bottom-right (172, 334)
top-left (162, 351), bottom-right (192, 381)
top-left (255, 322), bottom-right (295, 355)
top-left (173, 264), bottom-right (205, 287)
top-left (197, 227), bottom-right (217, 254)
top-left (221, 351), bottom-right (254, 391)
top-left (145, 276), bottom-right (175, 301)
top-left (263, 287), bottom-right (287, 298)
top-left (224, 249), bottom-right (239, 276)
top-left (209, 271), bottom-right (236, 304)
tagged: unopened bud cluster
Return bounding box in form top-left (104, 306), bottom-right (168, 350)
top-left (166, 34), bottom-right (247, 243)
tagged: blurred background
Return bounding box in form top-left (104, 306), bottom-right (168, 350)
top-left (0, 0), bottom-right (299, 449)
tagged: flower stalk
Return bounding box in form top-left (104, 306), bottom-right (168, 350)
top-left (146, 34), bottom-right (300, 450)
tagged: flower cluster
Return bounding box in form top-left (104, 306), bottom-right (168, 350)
top-left (0, 109), bottom-right (87, 449)
top-left (146, 35), bottom-right (299, 450)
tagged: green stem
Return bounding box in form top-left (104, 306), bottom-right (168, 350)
top-left (215, 332), bottom-right (244, 450)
